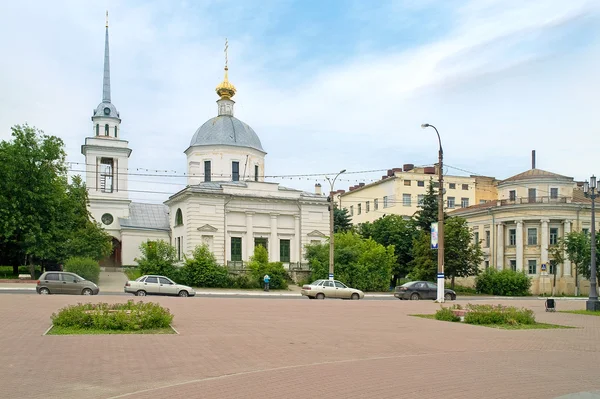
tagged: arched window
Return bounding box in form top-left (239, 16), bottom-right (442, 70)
top-left (114, 126), bottom-right (118, 137)
top-left (95, 124), bottom-right (99, 136)
top-left (175, 209), bottom-right (183, 226)
top-left (104, 124), bottom-right (109, 136)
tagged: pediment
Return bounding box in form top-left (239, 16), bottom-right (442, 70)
top-left (307, 230), bottom-right (327, 238)
top-left (197, 224), bottom-right (218, 232)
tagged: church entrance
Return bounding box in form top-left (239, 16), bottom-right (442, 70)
top-left (101, 238), bottom-right (122, 268)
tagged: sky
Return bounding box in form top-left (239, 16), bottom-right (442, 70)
top-left (1, 0), bottom-right (599, 204)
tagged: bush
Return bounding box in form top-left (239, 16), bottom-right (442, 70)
top-left (475, 269), bottom-right (531, 296)
top-left (64, 257), bottom-right (100, 284)
top-left (51, 300), bottom-right (173, 331)
top-left (248, 246), bottom-right (288, 290)
top-left (180, 245), bottom-right (230, 288)
top-left (229, 274), bottom-right (261, 289)
top-left (464, 304), bottom-right (535, 326)
top-left (435, 307), bottom-right (460, 322)
top-left (451, 284), bottom-right (477, 295)
top-left (135, 240), bottom-right (179, 281)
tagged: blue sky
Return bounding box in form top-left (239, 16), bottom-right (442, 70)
top-left (1, 0), bottom-right (599, 203)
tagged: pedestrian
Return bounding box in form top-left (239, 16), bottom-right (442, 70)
top-left (263, 274), bottom-right (270, 292)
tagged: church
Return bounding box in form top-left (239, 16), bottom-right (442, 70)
top-left (81, 17), bottom-right (329, 267)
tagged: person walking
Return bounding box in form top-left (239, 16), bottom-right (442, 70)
top-left (263, 274), bottom-right (270, 292)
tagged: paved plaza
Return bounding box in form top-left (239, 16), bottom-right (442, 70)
top-left (1, 294), bottom-right (600, 399)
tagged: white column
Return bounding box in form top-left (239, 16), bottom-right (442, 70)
top-left (563, 220), bottom-right (572, 276)
top-left (496, 223), bottom-right (504, 269)
top-left (270, 213), bottom-right (278, 262)
top-left (516, 220), bottom-right (524, 272)
top-left (294, 215), bottom-right (301, 263)
top-left (541, 219), bottom-right (549, 265)
top-left (246, 212), bottom-right (254, 261)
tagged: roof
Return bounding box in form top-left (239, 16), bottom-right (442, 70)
top-left (501, 168), bottom-right (572, 183)
top-left (119, 202), bottom-right (170, 231)
top-left (189, 115), bottom-right (265, 152)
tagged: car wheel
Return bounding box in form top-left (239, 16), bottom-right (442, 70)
top-left (444, 293), bottom-right (453, 301)
top-left (82, 288), bottom-right (93, 296)
top-left (178, 290), bottom-right (189, 297)
top-left (351, 293), bottom-right (360, 300)
top-left (316, 293), bottom-right (325, 300)
top-left (136, 290), bottom-right (147, 297)
top-left (410, 293), bottom-right (420, 300)
top-left (39, 287), bottom-right (50, 295)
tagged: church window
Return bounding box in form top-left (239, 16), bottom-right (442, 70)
top-left (114, 126), bottom-right (118, 137)
top-left (204, 161), bottom-right (211, 182)
top-left (95, 124), bottom-right (99, 136)
top-left (104, 124), bottom-right (109, 136)
top-left (175, 209), bottom-right (183, 226)
top-left (231, 237), bottom-right (242, 261)
top-left (280, 239), bottom-right (290, 262)
top-left (232, 161), bottom-right (240, 181)
top-left (255, 165), bottom-right (259, 182)
top-left (100, 158), bottom-right (114, 193)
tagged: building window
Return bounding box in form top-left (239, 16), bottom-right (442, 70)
top-left (350, 206), bottom-right (354, 216)
top-left (509, 190), bottom-right (516, 201)
top-left (461, 198), bottom-right (469, 208)
top-left (404, 180), bottom-right (411, 186)
top-left (104, 124), bottom-right (109, 136)
top-left (583, 228), bottom-right (590, 235)
top-left (474, 232), bottom-right (480, 245)
top-left (510, 260), bottom-right (517, 271)
top-left (95, 124), bottom-right (99, 136)
top-left (175, 209), bottom-right (183, 226)
top-left (462, 184), bottom-right (469, 190)
top-left (176, 237), bottom-right (182, 260)
top-left (232, 161), bottom-right (240, 181)
top-left (485, 261), bottom-right (489, 270)
top-left (383, 196), bottom-right (389, 208)
top-left (255, 165), bottom-right (259, 182)
top-left (528, 259), bottom-right (537, 274)
top-left (417, 195), bottom-right (424, 205)
top-left (479, 200), bottom-right (486, 204)
top-left (231, 237), bottom-right (242, 261)
top-left (449, 183), bottom-right (456, 189)
top-left (447, 197), bottom-right (455, 208)
top-left (549, 261), bottom-right (557, 275)
top-left (417, 180), bottom-right (424, 187)
top-left (550, 227), bottom-right (558, 245)
top-left (528, 188), bottom-right (536, 202)
top-left (509, 229), bottom-right (516, 246)
top-left (280, 239), bottom-right (290, 263)
top-left (374, 199), bottom-right (379, 210)
top-left (485, 230), bottom-right (490, 248)
top-left (114, 126), bottom-right (118, 137)
top-left (100, 157), bottom-right (114, 193)
top-left (550, 188), bottom-right (558, 199)
top-left (527, 228), bottom-right (538, 245)
top-left (204, 161), bottom-right (211, 182)
top-left (358, 203), bottom-right (362, 215)
top-left (366, 201), bottom-right (370, 212)
top-left (403, 194), bottom-right (411, 206)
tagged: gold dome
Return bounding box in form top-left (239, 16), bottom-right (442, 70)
top-left (216, 67), bottom-right (236, 99)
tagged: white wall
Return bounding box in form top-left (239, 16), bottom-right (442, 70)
top-left (186, 145), bottom-right (265, 185)
top-left (121, 229), bottom-right (170, 266)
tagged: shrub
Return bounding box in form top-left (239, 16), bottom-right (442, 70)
top-left (229, 274), bottom-right (261, 289)
top-left (435, 307), bottom-right (460, 322)
top-left (475, 269), bottom-right (531, 296)
top-left (248, 246), bottom-right (288, 290)
top-left (135, 240), bottom-right (178, 281)
top-left (51, 300), bottom-right (173, 331)
top-left (64, 257), bottom-right (100, 284)
top-left (451, 284), bottom-right (477, 295)
top-left (464, 304), bottom-right (535, 326)
top-left (180, 245), bottom-right (230, 288)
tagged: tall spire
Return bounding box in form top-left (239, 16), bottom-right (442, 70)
top-left (103, 11), bottom-right (111, 103)
top-left (215, 38), bottom-right (236, 100)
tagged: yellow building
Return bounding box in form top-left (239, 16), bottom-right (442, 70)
top-left (339, 164), bottom-right (498, 224)
top-left (451, 167), bottom-right (593, 295)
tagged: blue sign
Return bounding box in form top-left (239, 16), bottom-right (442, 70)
top-left (431, 222), bottom-right (439, 249)
top-left (328, 273), bottom-right (334, 279)
top-left (437, 273), bottom-right (444, 278)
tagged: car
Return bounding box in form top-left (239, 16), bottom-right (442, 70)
top-left (394, 281), bottom-right (456, 301)
top-left (36, 271), bottom-right (100, 295)
top-left (301, 279), bottom-right (364, 300)
top-left (124, 275), bottom-right (196, 297)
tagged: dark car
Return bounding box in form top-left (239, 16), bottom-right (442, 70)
top-left (394, 281), bottom-right (456, 301)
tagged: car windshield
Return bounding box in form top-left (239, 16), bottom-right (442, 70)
top-left (310, 280), bottom-right (324, 286)
top-left (71, 273), bottom-right (85, 281)
top-left (135, 276), bottom-right (145, 282)
top-left (401, 282), bottom-right (416, 288)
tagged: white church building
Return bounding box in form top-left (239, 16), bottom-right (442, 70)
top-left (81, 18), bottom-right (329, 267)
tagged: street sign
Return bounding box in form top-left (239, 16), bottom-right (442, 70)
top-left (431, 222), bottom-right (439, 249)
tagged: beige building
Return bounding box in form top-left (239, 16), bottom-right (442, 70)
top-left (451, 166), bottom-right (594, 296)
top-left (339, 164), bottom-right (498, 224)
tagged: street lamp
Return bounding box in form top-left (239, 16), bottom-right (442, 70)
top-left (421, 123), bottom-right (445, 303)
top-left (584, 175), bottom-right (600, 311)
top-left (326, 169), bottom-right (346, 281)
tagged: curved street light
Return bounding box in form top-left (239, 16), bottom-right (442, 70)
top-left (584, 175), bottom-right (599, 311)
top-left (326, 169), bottom-right (346, 280)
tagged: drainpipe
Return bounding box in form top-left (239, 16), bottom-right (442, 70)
top-left (488, 208), bottom-right (495, 269)
top-left (224, 195), bottom-right (233, 265)
top-left (296, 199), bottom-right (303, 268)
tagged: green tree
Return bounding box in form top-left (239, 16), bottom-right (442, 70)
top-left (135, 240), bottom-right (178, 280)
top-left (334, 206), bottom-right (352, 233)
top-left (444, 217), bottom-right (483, 288)
top-left (413, 178), bottom-right (445, 231)
top-left (561, 231), bottom-right (591, 294)
top-left (305, 231), bottom-right (396, 291)
top-left (180, 244), bottom-right (230, 287)
top-left (247, 245), bottom-right (288, 289)
top-left (409, 231), bottom-right (436, 281)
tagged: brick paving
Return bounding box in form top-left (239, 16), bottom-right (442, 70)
top-left (1, 295), bottom-right (600, 399)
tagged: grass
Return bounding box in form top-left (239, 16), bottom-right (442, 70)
top-left (559, 310), bottom-right (600, 316)
top-left (46, 325), bottom-right (176, 335)
top-left (123, 267), bottom-right (142, 281)
top-left (411, 314), bottom-right (572, 330)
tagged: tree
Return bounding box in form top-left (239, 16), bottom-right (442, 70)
top-left (358, 215), bottom-right (418, 285)
top-left (413, 178), bottom-right (446, 231)
top-left (443, 217), bottom-right (483, 288)
top-left (334, 206), bottom-right (352, 233)
top-left (180, 244), bottom-right (230, 288)
top-left (561, 231), bottom-right (591, 295)
top-left (135, 240), bottom-right (178, 279)
top-left (409, 231), bottom-right (437, 281)
top-left (247, 245), bottom-right (288, 289)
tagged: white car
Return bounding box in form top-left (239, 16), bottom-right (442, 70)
top-left (301, 279), bottom-right (364, 300)
top-left (124, 275), bottom-right (196, 297)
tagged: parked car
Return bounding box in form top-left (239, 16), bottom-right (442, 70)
top-left (124, 275), bottom-right (196, 297)
top-left (36, 271), bottom-right (99, 295)
top-left (301, 279), bottom-right (364, 300)
top-left (394, 281), bottom-right (456, 300)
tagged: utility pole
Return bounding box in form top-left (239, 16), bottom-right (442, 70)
top-left (326, 170), bottom-right (346, 281)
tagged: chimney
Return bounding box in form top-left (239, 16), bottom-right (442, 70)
top-left (315, 183), bottom-right (322, 195)
top-left (532, 150), bottom-right (536, 169)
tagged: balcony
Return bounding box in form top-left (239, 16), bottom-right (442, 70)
top-left (499, 196), bottom-right (568, 206)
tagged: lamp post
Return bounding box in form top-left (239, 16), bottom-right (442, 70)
top-left (584, 176), bottom-right (600, 311)
top-left (421, 123), bottom-right (445, 302)
top-left (326, 169), bottom-right (346, 281)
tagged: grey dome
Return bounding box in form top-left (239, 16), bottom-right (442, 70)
top-left (190, 115), bottom-right (265, 152)
top-left (92, 102), bottom-right (120, 119)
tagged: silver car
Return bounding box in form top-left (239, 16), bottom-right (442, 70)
top-left (124, 275), bottom-right (195, 297)
top-left (36, 272), bottom-right (100, 295)
top-left (301, 279), bottom-right (364, 300)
